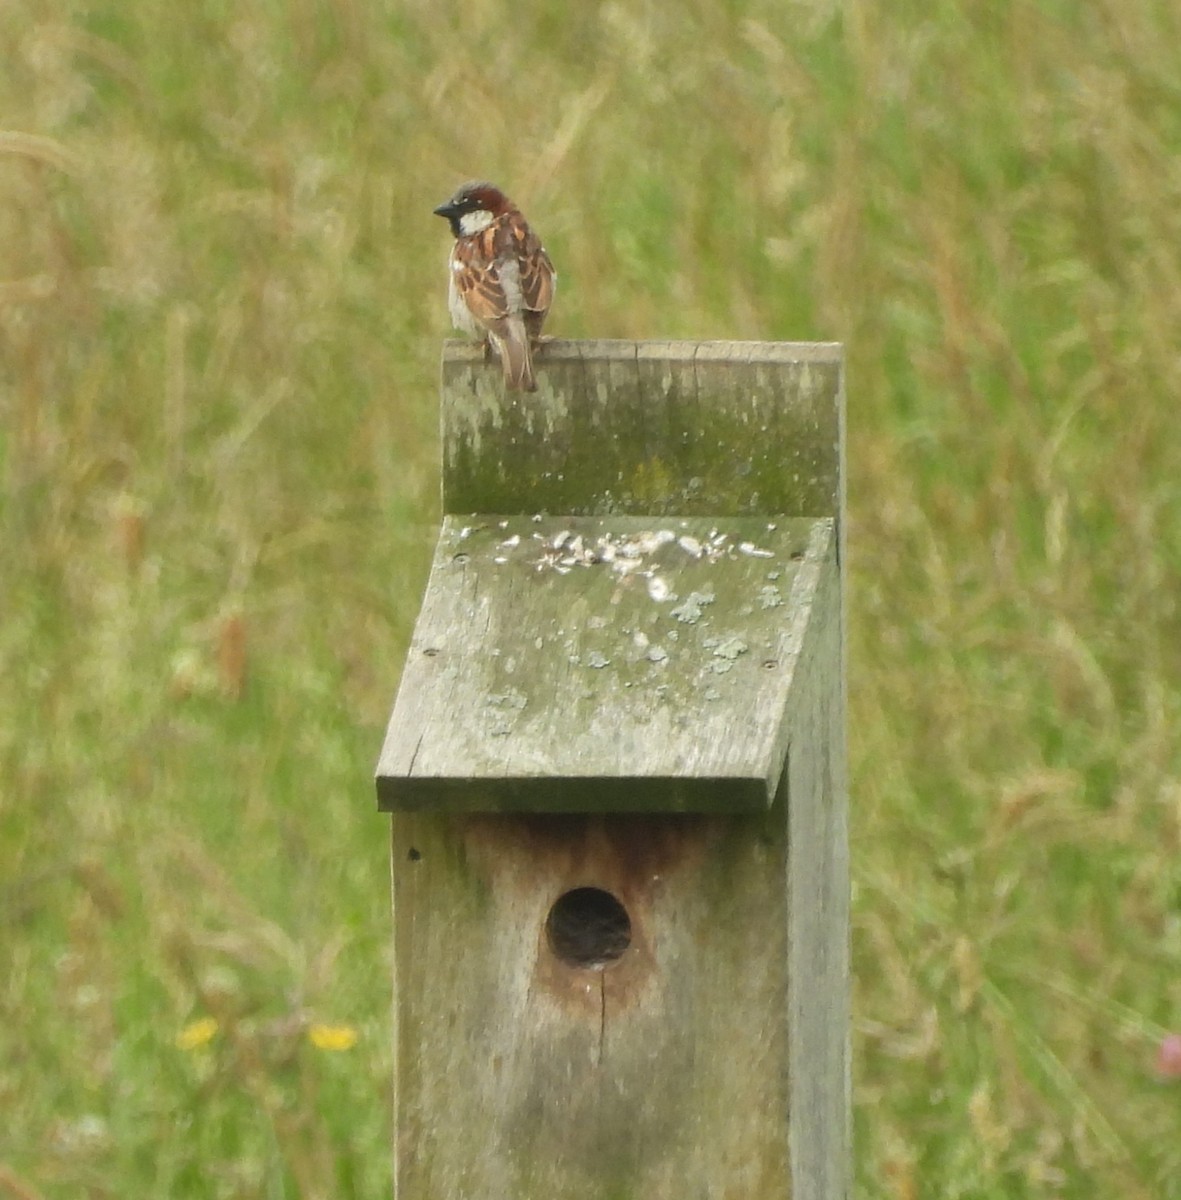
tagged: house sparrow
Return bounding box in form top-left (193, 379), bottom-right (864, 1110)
top-left (433, 181), bottom-right (556, 392)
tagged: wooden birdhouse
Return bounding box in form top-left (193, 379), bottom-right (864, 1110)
top-left (376, 340), bottom-right (848, 1199)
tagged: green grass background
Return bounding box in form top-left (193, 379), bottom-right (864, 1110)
top-left (3, 0), bottom-right (1181, 1196)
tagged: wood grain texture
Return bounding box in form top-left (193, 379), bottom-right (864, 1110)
top-left (441, 339), bottom-right (842, 518)
top-left (391, 809), bottom-right (791, 1200)
top-left (376, 514), bottom-right (835, 812)
top-left (784, 538), bottom-right (850, 1200)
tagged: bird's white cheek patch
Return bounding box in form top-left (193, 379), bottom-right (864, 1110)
top-left (458, 209), bottom-right (495, 236)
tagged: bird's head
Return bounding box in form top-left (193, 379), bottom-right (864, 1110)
top-left (433, 181), bottom-right (512, 238)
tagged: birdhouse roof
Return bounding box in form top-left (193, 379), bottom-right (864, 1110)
top-left (376, 512), bottom-right (836, 812)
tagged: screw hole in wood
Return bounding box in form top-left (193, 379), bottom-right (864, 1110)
top-left (545, 887), bottom-right (632, 969)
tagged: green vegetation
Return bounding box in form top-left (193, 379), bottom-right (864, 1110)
top-left (3, 0), bottom-right (1180, 1195)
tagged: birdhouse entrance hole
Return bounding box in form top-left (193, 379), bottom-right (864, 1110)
top-left (545, 886), bottom-right (632, 969)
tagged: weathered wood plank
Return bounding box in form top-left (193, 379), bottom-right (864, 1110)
top-left (376, 513), bottom-right (836, 812)
top-left (784, 534), bottom-right (850, 1200)
top-left (441, 339), bottom-right (843, 518)
top-left (391, 808), bottom-right (791, 1200)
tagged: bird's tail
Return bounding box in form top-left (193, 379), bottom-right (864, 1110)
top-left (493, 321), bottom-right (536, 392)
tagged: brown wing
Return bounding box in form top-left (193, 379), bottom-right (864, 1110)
top-left (501, 212), bottom-right (556, 320)
top-left (451, 234), bottom-right (514, 327)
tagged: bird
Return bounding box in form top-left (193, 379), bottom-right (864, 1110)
top-left (432, 181), bottom-right (556, 392)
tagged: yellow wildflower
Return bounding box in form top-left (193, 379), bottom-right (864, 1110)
top-left (307, 1023), bottom-right (358, 1052)
top-left (176, 1017), bottom-right (219, 1050)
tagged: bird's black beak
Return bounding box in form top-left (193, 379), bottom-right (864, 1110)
top-left (433, 201), bottom-right (458, 219)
